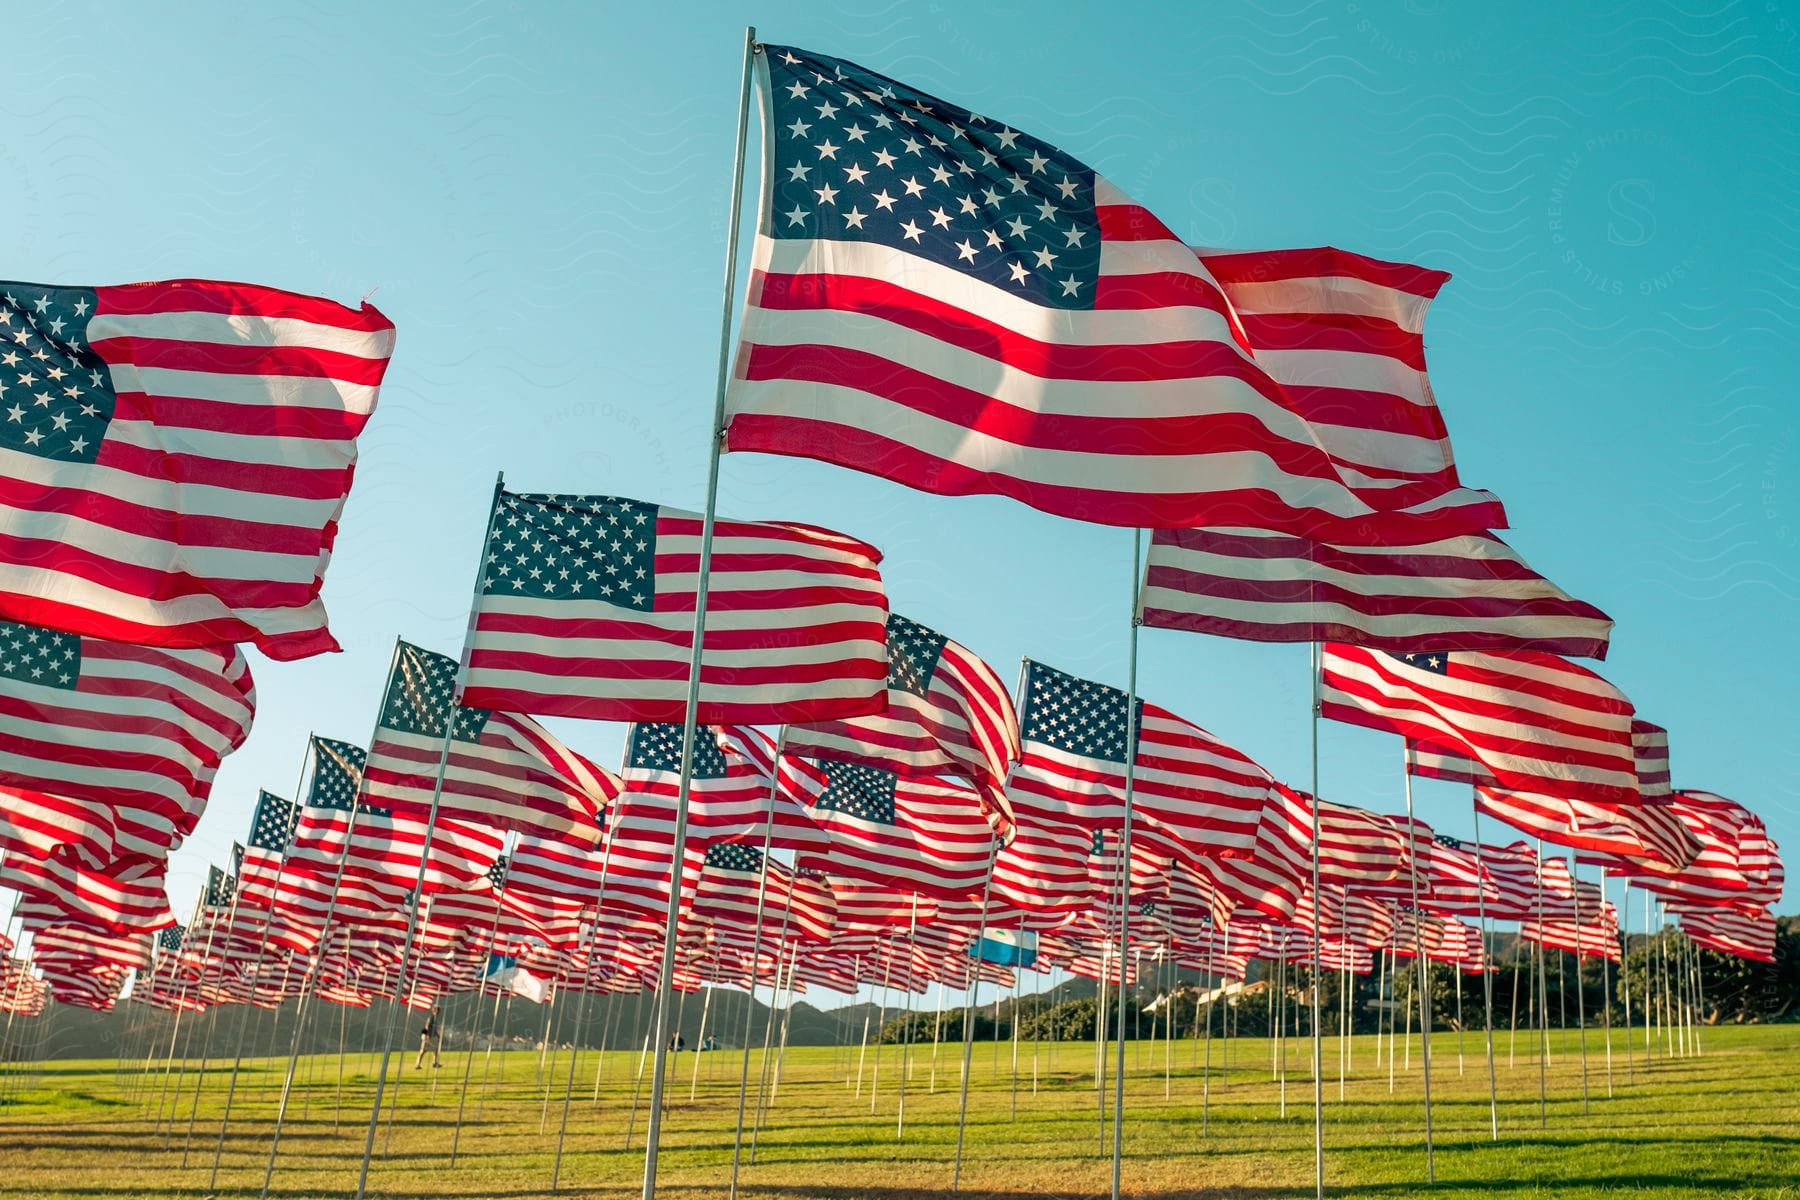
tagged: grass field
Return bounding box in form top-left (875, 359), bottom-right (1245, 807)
top-left (1, 1024), bottom-right (1794, 1198)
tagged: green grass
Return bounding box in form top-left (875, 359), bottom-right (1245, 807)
top-left (1, 1024), bottom-right (1794, 1198)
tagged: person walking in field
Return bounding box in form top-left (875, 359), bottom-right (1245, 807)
top-left (417, 1006), bottom-right (442, 1069)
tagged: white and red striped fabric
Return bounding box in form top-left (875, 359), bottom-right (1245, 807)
top-left (784, 612), bottom-right (1019, 824)
top-left (1007, 659), bottom-right (1270, 866)
top-left (0, 852), bottom-right (174, 932)
top-left (623, 723), bottom-right (824, 852)
top-left (788, 757), bottom-right (999, 901)
top-left (1673, 904), bottom-right (1777, 962)
top-left (1631, 720), bottom-right (1672, 798)
top-left (283, 736), bottom-right (504, 896)
top-left (1193, 247), bottom-right (1496, 521)
top-left (1322, 645), bottom-right (1638, 805)
top-left (0, 280), bottom-right (393, 660)
top-left (693, 842), bottom-right (837, 944)
top-left (0, 624), bottom-right (254, 862)
top-left (1139, 527), bottom-right (1610, 658)
top-left (724, 48), bottom-right (1498, 541)
top-left (459, 489), bottom-right (889, 726)
top-left (364, 640), bottom-right (616, 843)
top-left (1614, 791), bottom-right (1784, 913)
top-left (0, 783), bottom-right (114, 868)
top-left (1407, 739), bottom-right (1699, 870)
top-left (1257, 784), bottom-right (1410, 889)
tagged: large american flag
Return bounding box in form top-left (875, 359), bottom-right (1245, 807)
top-left (458, 489), bottom-right (889, 725)
top-left (1139, 527), bottom-right (1612, 658)
top-left (791, 757), bottom-right (999, 900)
top-left (1610, 791), bottom-right (1784, 913)
top-left (723, 46), bottom-right (1489, 540)
top-left (0, 280), bottom-right (393, 660)
top-left (783, 611), bottom-right (1019, 822)
top-left (0, 782), bottom-right (114, 869)
top-left (0, 618), bottom-right (255, 862)
top-left (363, 640), bottom-right (616, 843)
top-left (1321, 644), bottom-right (1639, 805)
top-left (694, 841), bottom-right (837, 945)
top-left (1007, 659), bottom-right (1269, 865)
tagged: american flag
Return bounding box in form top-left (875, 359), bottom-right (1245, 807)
top-left (1467, 839), bottom-right (1545, 920)
top-left (783, 612), bottom-right (1019, 821)
top-left (0, 618), bottom-right (255, 862)
top-left (0, 782), bottom-right (114, 868)
top-left (1476, 786), bottom-right (1702, 871)
top-left (1673, 904), bottom-right (1776, 963)
top-left (1357, 818), bottom-right (1491, 916)
top-left (458, 489), bottom-right (889, 725)
top-left (1008, 659), bottom-right (1269, 865)
top-left (1611, 791), bottom-right (1784, 912)
top-left (283, 735), bottom-right (503, 896)
top-left (724, 46), bottom-right (1491, 541)
top-left (988, 820), bottom-right (1092, 918)
top-left (1631, 720), bottom-right (1672, 798)
top-left (504, 832), bottom-right (606, 911)
top-left (1255, 783), bottom-right (1410, 889)
top-left (791, 757), bottom-right (998, 901)
top-left (1192, 247), bottom-right (1499, 522)
top-left (1300, 887), bottom-right (1395, 950)
top-left (363, 640), bottom-right (616, 843)
top-left (1321, 645), bottom-right (1639, 805)
top-left (1405, 739), bottom-right (1700, 869)
top-left (623, 722), bottom-right (823, 851)
top-left (235, 790), bottom-right (297, 907)
top-left (694, 841), bottom-right (837, 944)
top-left (0, 280), bottom-right (393, 660)
top-left (1139, 527), bottom-right (1611, 658)
top-left (0, 853), bottom-right (174, 932)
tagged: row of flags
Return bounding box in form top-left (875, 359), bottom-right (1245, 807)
top-left (0, 39), bottom-right (1783, 1017)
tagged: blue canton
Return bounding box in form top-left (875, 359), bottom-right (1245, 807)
top-left (885, 612), bottom-right (946, 698)
top-left (628, 722), bottom-right (730, 778)
top-left (1020, 660), bottom-right (1142, 764)
top-left (248, 791), bottom-right (297, 852)
top-left (0, 284), bottom-right (114, 465)
top-left (382, 641), bottom-right (490, 743)
top-left (483, 491), bottom-right (659, 610)
top-left (813, 758), bottom-right (897, 825)
top-left (705, 841), bottom-right (765, 873)
top-left (763, 45), bottom-right (1102, 309)
top-left (0, 619), bottom-right (81, 690)
top-left (309, 737), bottom-right (368, 813)
top-left (1391, 650), bottom-right (1451, 675)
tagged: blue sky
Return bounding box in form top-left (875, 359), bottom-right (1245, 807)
top-left (7, 1), bottom-right (1797, 947)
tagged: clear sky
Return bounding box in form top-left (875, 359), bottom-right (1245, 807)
top-left (7, 1), bottom-right (1797, 944)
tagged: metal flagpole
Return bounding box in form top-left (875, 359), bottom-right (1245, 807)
top-left (1401, 745), bottom-right (1434, 1182)
top-left (182, 868), bottom-right (247, 1164)
top-left (746, 902), bottom-right (796, 1163)
top-left (1598, 866), bottom-right (1614, 1096)
top-left (1620, 883), bottom-right (1633, 1083)
top-left (1533, 840), bottom-right (1549, 1127)
top-left (1109, 528), bottom-right (1144, 1200)
top-left (950, 842), bottom-right (998, 1192)
top-left (352, 490), bottom-right (507, 1200)
top-left (261, 721), bottom-right (382, 1197)
top-left (726, 743), bottom-right (785, 1200)
top-left (1469, 799), bottom-right (1499, 1139)
top-left (551, 842), bottom-right (615, 1191)
top-left (1568, 853), bottom-right (1590, 1113)
top-left (896, 898), bottom-right (919, 1139)
top-left (1306, 642), bottom-right (1326, 1199)
top-left (640, 26), bottom-right (758, 1200)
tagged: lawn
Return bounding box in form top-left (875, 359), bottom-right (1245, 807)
top-left (0, 1023), bottom-right (1794, 1198)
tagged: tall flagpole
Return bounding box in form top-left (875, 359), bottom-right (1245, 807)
top-left (1401, 744), bottom-right (1434, 1182)
top-left (640, 28), bottom-right (757, 1200)
top-left (1567, 852), bottom-right (1590, 1113)
top-left (1109, 528), bottom-right (1143, 1200)
top-left (353, 476), bottom-right (507, 1200)
top-left (950, 843), bottom-right (998, 1192)
top-left (262, 713), bottom-right (390, 1198)
top-left (1306, 642), bottom-right (1326, 1199)
top-left (1469, 796), bottom-right (1499, 1139)
top-left (727, 734), bottom-right (785, 1200)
